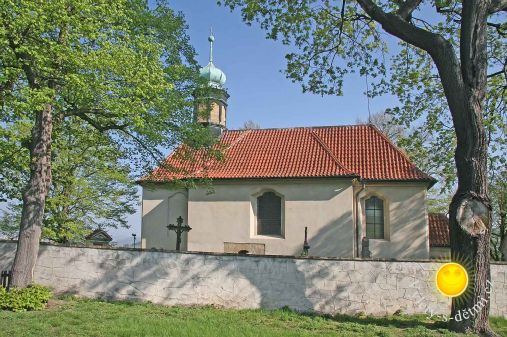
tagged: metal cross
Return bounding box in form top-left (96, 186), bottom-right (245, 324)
top-left (166, 216), bottom-right (192, 251)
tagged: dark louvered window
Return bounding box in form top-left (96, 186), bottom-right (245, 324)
top-left (365, 196), bottom-right (384, 239)
top-left (257, 192), bottom-right (282, 236)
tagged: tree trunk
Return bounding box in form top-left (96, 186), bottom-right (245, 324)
top-left (448, 104), bottom-right (495, 336)
top-left (500, 212), bottom-right (507, 261)
top-left (10, 104), bottom-right (53, 288)
top-left (447, 1), bottom-right (497, 335)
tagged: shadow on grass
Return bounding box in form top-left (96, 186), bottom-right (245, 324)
top-left (278, 307), bottom-right (448, 331)
top-left (53, 297), bottom-right (450, 332)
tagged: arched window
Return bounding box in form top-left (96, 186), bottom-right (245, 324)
top-left (365, 196), bottom-right (384, 239)
top-left (257, 191), bottom-right (282, 236)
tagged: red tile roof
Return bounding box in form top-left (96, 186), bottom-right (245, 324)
top-left (143, 125), bottom-right (435, 184)
top-left (428, 213), bottom-right (450, 247)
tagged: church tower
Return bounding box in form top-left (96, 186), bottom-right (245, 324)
top-left (194, 32), bottom-right (229, 134)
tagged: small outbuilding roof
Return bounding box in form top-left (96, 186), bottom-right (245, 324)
top-left (428, 213), bottom-right (450, 247)
top-left (85, 229), bottom-right (113, 243)
top-left (142, 124), bottom-right (435, 185)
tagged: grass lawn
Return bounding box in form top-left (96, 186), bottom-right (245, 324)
top-left (0, 299), bottom-right (505, 337)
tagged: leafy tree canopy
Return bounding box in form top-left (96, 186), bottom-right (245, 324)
top-left (1, 118), bottom-right (138, 242)
top-left (219, 0), bottom-right (506, 194)
top-left (0, 0), bottom-right (213, 240)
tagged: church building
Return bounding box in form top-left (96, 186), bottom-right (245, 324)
top-left (139, 34), bottom-right (440, 259)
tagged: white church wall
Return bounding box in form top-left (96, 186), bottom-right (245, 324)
top-left (187, 179), bottom-right (355, 257)
top-left (357, 183), bottom-right (429, 259)
top-left (141, 180), bottom-right (430, 259)
top-left (141, 187), bottom-right (188, 250)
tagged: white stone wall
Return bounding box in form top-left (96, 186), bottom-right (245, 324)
top-left (0, 242), bottom-right (505, 318)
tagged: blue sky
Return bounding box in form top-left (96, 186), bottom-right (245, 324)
top-left (170, 1), bottom-right (398, 129)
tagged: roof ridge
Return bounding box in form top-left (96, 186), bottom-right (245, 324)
top-left (224, 129), bottom-right (253, 151)
top-left (226, 124), bottom-right (370, 132)
top-left (309, 129), bottom-right (355, 176)
top-left (366, 124), bottom-right (435, 182)
top-left (428, 212), bottom-right (449, 217)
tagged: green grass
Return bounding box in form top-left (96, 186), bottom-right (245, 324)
top-left (0, 298), bottom-right (505, 337)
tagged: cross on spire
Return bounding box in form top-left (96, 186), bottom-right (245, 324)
top-left (208, 27), bottom-right (215, 63)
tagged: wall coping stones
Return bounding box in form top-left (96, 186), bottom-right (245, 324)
top-left (1, 240), bottom-right (506, 265)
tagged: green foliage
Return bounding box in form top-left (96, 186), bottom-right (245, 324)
top-left (0, 119), bottom-right (138, 243)
top-left (0, 0), bottom-right (206, 171)
top-left (0, 0), bottom-right (215, 241)
top-left (218, 0), bottom-right (506, 196)
top-left (0, 204), bottom-right (20, 239)
top-left (0, 285), bottom-right (52, 312)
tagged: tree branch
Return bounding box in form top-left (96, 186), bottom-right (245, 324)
top-left (70, 109), bottom-right (128, 132)
top-left (487, 21), bottom-right (507, 37)
top-left (118, 129), bottom-right (163, 164)
top-left (356, 0), bottom-right (466, 131)
top-left (356, 0), bottom-right (441, 53)
top-left (337, 0), bottom-right (346, 46)
top-left (487, 57), bottom-right (507, 82)
top-left (461, 0), bottom-right (489, 91)
top-left (1, 18), bottom-right (38, 89)
top-left (397, 0), bottom-right (423, 20)
top-left (489, 0), bottom-right (507, 13)
top-left (6, 37), bottom-right (38, 88)
top-left (488, 69), bottom-right (506, 78)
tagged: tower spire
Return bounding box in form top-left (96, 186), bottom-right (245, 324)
top-left (196, 29), bottom-right (229, 135)
top-left (208, 27), bottom-right (214, 64)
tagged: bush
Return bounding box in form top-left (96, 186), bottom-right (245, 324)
top-left (0, 285), bottom-right (52, 312)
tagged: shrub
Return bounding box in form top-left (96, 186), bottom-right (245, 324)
top-left (0, 285), bottom-right (52, 312)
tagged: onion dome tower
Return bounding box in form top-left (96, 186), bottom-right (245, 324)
top-left (194, 31), bottom-right (229, 135)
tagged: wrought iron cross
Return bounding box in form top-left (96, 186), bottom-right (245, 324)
top-left (166, 216), bottom-right (192, 251)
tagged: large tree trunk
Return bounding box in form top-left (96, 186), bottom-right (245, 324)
top-left (447, 0), bottom-right (497, 335)
top-left (448, 105), bottom-right (495, 335)
top-left (10, 104), bottom-right (53, 288)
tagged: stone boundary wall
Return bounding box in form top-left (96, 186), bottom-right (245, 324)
top-left (0, 242), bottom-right (505, 317)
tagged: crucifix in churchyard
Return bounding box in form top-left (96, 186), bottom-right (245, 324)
top-left (166, 216), bottom-right (192, 251)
